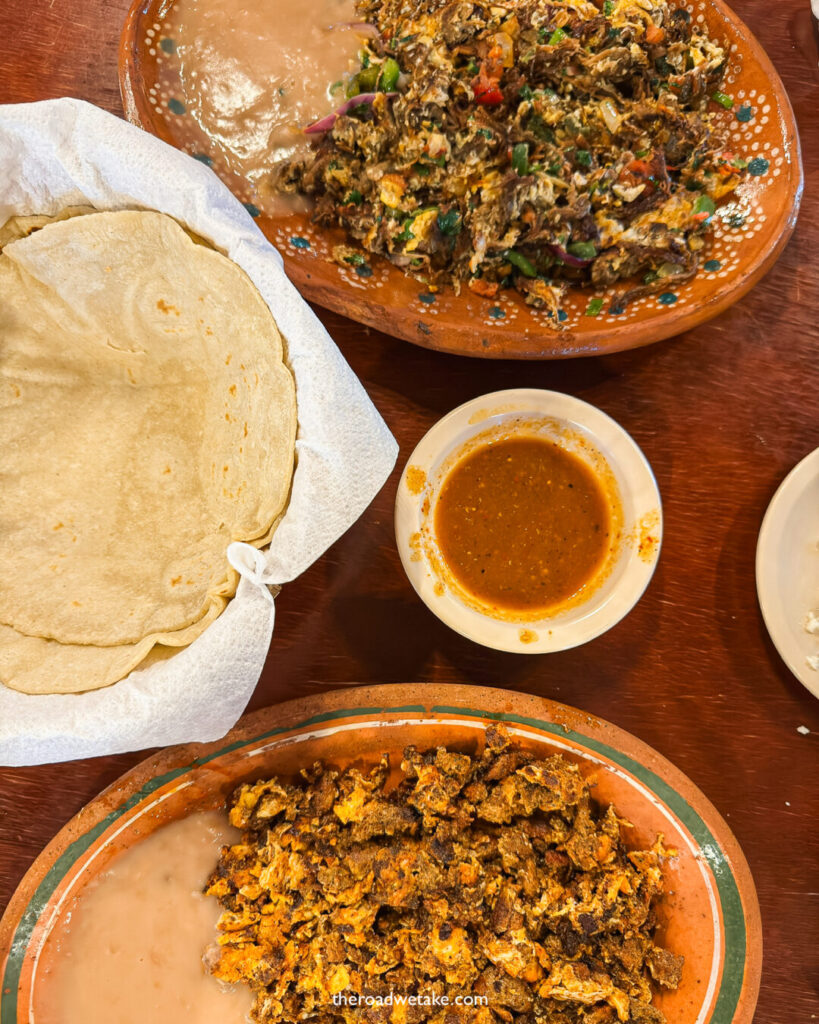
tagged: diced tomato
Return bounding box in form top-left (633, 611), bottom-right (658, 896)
top-left (473, 58), bottom-right (504, 106)
top-left (469, 278), bottom-right (500, 298)
top-left (626, 159), bottom-right (654, 178)
top-left (645, 24), bottom-right (665, 45)
top-left (692, 211), bottom-right (711, 223)
top-left (475, 85), bottom-right (504, 105)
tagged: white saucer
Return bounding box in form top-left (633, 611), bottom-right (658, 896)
top-left (394, 389), bottom-right (662, 654)
top-left (756, 447), bottom-right (819, 698)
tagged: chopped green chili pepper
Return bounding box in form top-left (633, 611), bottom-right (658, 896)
top-left (693, 194), bottom-right (716, 218)
top-left (518, 84), bottom-right (534, 100)
top-left (585, 297), bottom-right (604, 316)
top-left (567, 241), bottom-right (598, 259)
top-left (711, 91), bottom-right (734, 109)
top-left (575, 148), bottom-right (592, 168)
top-left (603, 0), bottom-right (614, 13)
top-left (512, 142), bottom-right (530, 175)
top-left (347, 64), bottom-right (380, 96)
top-left (379, 58), bottom-right (400, 92)
top-left (359, 65), bottom-right (380, 89)
top-left (548, 27), bottom-right (568, 45)
top-left (344, 190), bottom-right (363, 205)
top-left (506, 250), bottom-right (538, 277)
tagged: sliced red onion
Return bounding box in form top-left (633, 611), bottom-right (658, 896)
top-left (547, 243), bottom-right (592, 268)
top-left (305, 92), bottom-right (397, 134)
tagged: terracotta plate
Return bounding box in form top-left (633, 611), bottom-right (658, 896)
top-left (0, 684), bottom-right (760, 1023)
top-left (119, 1), bottom-right (802, 359)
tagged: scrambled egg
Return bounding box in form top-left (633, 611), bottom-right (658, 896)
top-left (205, 726), bottom-right (683, 1024)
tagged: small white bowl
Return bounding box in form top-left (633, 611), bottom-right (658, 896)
top-left (394, 389), bottom-right (662, 653)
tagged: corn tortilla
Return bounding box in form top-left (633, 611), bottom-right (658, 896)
top-left (0, 209), bottom-right (296, 690)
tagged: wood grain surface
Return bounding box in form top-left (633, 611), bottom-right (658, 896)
top-left (0, 1), bottom-right (818, 1020)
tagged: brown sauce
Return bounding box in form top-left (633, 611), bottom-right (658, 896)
top-left (434, 436), bottom-right (612, 614)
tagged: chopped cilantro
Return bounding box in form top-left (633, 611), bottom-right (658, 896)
top-left (437, 208), bottom-right (462, 236)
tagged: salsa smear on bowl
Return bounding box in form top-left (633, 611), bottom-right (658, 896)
top-left (435, 435), bottom-right (614, 615)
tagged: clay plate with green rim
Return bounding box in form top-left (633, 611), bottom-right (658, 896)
top-left (119, 0), bottom-right (802, 359)
top-left (0, 684), bottom-right (760, 1023)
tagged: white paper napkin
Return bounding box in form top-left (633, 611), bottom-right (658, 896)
top-left (0, 98), bottom-right (398, 766)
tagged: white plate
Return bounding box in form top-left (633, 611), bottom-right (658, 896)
top-left (394, 389), bottom-right (662, 654)
top-left (756, 447), bottom-right (819, 698)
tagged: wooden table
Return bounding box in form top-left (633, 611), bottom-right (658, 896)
top-left (1, 1), bottom-right (817, 1019)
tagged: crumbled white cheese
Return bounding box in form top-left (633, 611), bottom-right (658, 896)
top-left (797, 725), bottom-right (811, 735)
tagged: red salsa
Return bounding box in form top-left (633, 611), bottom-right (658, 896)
top-left (434, 436), bottom-right (612, 613)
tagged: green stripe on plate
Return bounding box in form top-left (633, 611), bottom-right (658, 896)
top-left (2, 703), bottom-right (744, 1024)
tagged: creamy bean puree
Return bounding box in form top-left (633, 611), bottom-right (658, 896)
top-left (36, 811), bottom-right (252, 1024)
top-left (172, 0), bottom-right (361, 199)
